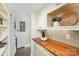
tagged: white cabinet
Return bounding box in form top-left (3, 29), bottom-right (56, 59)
top-left (35, 44), bottom-right (53, 56)
top-left (31, 40), bottom-right (55, 56)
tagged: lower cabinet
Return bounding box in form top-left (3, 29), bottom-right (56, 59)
top-left (35, 45), bottom-right (52, 56)
top-left (31, 40), bottom-right (55, 56)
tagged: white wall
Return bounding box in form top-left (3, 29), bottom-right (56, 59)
top-left (31, 13), bottom-right (41, 38)
top-left (24, 16), bottom-right (31, 45)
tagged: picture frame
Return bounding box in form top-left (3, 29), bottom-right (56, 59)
top-left (20, 21), bottom-right (26, 32)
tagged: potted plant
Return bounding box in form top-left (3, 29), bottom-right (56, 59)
top-left (51, 17), bottom-right (62, 27)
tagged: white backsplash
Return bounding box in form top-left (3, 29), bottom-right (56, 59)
top-left (45, 30), bottom-right (79, 48)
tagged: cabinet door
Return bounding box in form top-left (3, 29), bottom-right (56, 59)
top-left (35, 45), bottom-right (48, 56)
top-left (35, 44), bottom-right (55, 56)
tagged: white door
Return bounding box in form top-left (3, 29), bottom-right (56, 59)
top-left (16, 17), bottom-right (31, 48)
top-left (16, 20), bottom-right (26, 48)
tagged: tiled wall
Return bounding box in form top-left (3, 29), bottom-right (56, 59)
top-left (45, 30), bottom-right (79, 48)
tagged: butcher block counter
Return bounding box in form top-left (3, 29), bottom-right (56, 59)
top-left (33, 38), bottom-right (79, 56)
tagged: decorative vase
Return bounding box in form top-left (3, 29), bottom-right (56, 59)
top-left (41, 31), bottom-right (47, 41)
top-left (53, 21), bottom-right (60, 27)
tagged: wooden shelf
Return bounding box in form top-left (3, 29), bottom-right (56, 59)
top-left (37, 26), bottom-right (79, 31)
top-left (2, 35), bottom-right (8, 41)
top-left (0, 25), bottom-right (7, 28)
top-left (0, 11), bottom-right (8, 20)
top-left (47, 4), bottom-right (79, 27)
top-left (0, 4), bottom-right (8, 20)
top-left (37, 28), bottom-right (47, 31)
top-left (0, 34), bottom-right (8, 41)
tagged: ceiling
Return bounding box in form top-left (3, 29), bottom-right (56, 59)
top-left (6, 3), bottom-right (48, 18)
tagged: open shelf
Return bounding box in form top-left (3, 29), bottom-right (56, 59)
top-left (37, 26), bottom-right (79, 31)
top-left (0, 3), bottom-right (9, 56)
top-left (0, 25), bottom-right (7, 28)
top-left (1, 35), bottom-right (8, 41)
top-left (0, 12), bottom-right (8, 20)
top-left (0, 33), bottom-right (8, 41)
top-left (0, 4), bottom-right (8, 20)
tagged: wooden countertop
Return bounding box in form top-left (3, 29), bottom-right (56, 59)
top-left (33, 38), bottom-right (79, 56)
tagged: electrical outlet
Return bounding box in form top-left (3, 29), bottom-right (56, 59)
top-left (66, 34), bottom-right (70, 40)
